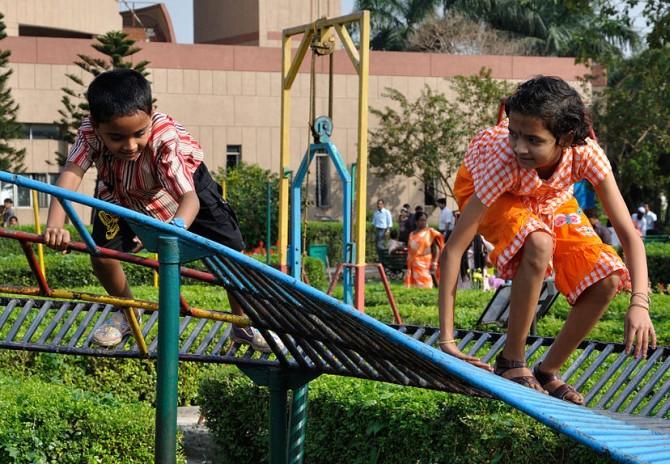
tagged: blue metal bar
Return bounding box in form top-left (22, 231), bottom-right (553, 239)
top-left (59, 198), bottom-right (97, 253)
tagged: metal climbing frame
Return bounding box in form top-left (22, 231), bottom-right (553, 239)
top-left (1, 171), bottom-right (670, 464)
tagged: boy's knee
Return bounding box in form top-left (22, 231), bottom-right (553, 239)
top-left (522, 232), bottom-right (553, 269)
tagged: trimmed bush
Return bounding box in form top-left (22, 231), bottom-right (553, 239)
top-left (0, 373), bottom-right (185, 463)
top-left (306, 220), bottom-right (378, 265)
top-left (199, 369), bottom-right (611, 464)
top-left (644, 242), bottom-right (670, 286)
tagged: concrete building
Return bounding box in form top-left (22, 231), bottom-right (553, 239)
top-left (0, 0), bottom-right (595, 228)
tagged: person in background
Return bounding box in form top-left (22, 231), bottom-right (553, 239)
top-left (7, 215), bottom-right (18, 227)
top-left (387, 229), bottom-right (405, 255)
top-left (406, 205), bottom-right (423, 233)
top-left (643, 204), bottom-right (658, 234)
top-left (631, 207), bottom-right (647, 236)
top-left (398, 206), bottom-right (410, 243)
top-left (586, 210), bottom-right (612, 245)
top-left (2, 198), bottom-right (15, 227)
top-left (405, 211), bottom-right (444, 288)
top-left (372, 199), bottom-right (393, 262)
top-left (437, 198), bottom-right (454, 239)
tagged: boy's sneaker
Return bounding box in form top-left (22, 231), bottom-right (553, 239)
top-left (92, 312), bottom-right (131, 347)
top-left (231, 326), bottom-right (285, 353)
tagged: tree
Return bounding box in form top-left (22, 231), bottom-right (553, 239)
top-left (355, 0), bottom-right (440, 50)
top-left (55, 31), bottom-right (150, 166)
top-left (369, 68), bottom-right (513, 200)
top-left (0, 13), bottom-right (25, 172)
top-left (407, 12), bottom-right (536, 55)
top-left (215, 163), bottom-right (279, 249)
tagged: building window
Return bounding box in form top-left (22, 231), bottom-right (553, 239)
top-left (226, 145), bottom-right (241, 170)
top-left (424, 178), bottom-right (437, 206)
top-left (21, 123), bottom-right (62, 140)
top-left (2, 173), bottom-right (51, 208)
top-left (315, 154), bottom-right (331, 208)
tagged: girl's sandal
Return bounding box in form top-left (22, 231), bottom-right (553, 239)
top-left (494, 354), bottom-right (546, 393)
top-left (533, 365), bottom-right (584, 405)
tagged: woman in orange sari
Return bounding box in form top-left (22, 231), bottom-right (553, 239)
top-left (404, 212), bottom-right (445, 288)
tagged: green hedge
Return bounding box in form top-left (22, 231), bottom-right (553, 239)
top-left (0, 373), bottom-right (185, 463)
top-left (199, 369), bottom-right (611, 464)
top-left (644, 242), bottom-right (670, 286)
top-left (0, 251), bottom-right (326, 290)
top-left (305, 221), bottom-right (378, 265)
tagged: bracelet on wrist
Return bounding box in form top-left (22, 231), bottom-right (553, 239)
top-left (630, 291), bottom-right (650, 304)
top-left (438, 339), bottom-right (456, 345)
top-left (628, 303), bottom-right (649, 312)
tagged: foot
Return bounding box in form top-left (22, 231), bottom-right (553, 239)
top-left (92, 312), bottom-right (131, 348)
top-left (494, 353), bottom-right (546, 394)
top-left (534, 364), bottom-right (584, 405)
top-left (231, 326), bottom-right (285, 353)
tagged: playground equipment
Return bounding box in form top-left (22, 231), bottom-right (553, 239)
top-left (278, 11), bottom-right (370, 310)
top-left (1, 171), bottom-right (670, 464)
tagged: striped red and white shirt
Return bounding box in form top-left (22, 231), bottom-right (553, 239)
top-left (67, 112), bottom-right (204, 221)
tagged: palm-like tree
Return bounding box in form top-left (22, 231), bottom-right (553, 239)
top-left (355, 0), bottom-right (440, 50)
top-left (442, 0), bottom-right (639, 59)
top-left (357, 0), bottom-right (639, 59)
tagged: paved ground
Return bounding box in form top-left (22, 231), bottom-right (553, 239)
top-left (178, 406), bottom-right (221, 464)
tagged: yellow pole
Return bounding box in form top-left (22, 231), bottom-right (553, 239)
top-left (278, 33), bottom-right (293, 273)
top-left (353, 12), bottom-right (370, 310)
top-left (153, 253), bottom-right (159, 287)
top-left (220, 177), bottom-right (227, 200)
top-left (31, 190), bottom-right (46, 278)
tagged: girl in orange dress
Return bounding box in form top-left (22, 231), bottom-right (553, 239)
top-left (438, 76), bottom-right (656, 405)
top-left (404, 212), bottom-right (444, 288)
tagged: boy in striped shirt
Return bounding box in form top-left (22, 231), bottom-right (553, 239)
top-left (44, 69), bottom-right (278, 352)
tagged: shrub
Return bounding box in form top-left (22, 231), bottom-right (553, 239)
top-left (199, 370), bottom-right (610, 464)
top-left (306, 221), bottom-right (378, 265)
top-left (0, 373), bottom-right (185, 463)
top-left (644, 242), bottom-right (670, 286)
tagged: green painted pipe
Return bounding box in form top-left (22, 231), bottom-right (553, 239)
top-left (155, 235), bottom-right (181, 464)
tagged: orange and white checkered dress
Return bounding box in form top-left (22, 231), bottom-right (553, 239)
top-left (454, 119), bottom-right (630, 304)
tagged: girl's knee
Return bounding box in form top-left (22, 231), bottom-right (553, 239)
top-left (522, 232), bottom-right (553, 269)
top-left (597, 274), bottom-right (621, 298)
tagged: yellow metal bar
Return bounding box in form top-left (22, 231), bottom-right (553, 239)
top-left (278, 33), bottom-right (293, 271)
top-left (355, 11), bottom-right (370, 266)
top-left (284, 30), bottom-right (313, 90)
top-left (31, 190), bottom-right (46, 278)
top-left (0, 286), bottom-right (250, 326)
top-left (153, 253), bottom-right (159, 287)
top-left (334, 24), bottom-right (360, 72)
top-left (283, 11), bottom-right (365, 37)
top-left (220, 177), bottom-right (227, 200)
top-left (122, 306), bottom-right (148, 355)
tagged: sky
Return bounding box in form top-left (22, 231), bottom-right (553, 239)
top-left (121, 1), bottom-right (357, 44)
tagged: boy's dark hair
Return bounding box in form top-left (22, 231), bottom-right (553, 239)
top-left (505, 75), bottom-right (591, 146)
top-left (3, 198), bottom-right (13, 204)
top-left (87, 69), bottom-right (152, 123)
top-left (437, 198), bottom-right (446, 206)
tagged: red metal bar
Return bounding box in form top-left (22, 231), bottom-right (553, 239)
top-left (326, 264), bottom-right (344, 296)
top-left (496, 98), bottom-right (507, 124)
top-left (18, 239), bottom-right (51, 296)
top-left (375, 263), bottom-right (402, 325)
top-left (354, 264), bottom-right (366, 312)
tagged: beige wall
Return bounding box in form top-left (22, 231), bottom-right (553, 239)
top-left (194, 0), bottom-right (260, 45)
top-left (2, 36), bottom-right (592, 227)
top-left (259, 0), bottom-right (340, 47)
top-left (193, 0), bottom-right (340, 47)
top-left (0, 0), bottom-right (120, 37)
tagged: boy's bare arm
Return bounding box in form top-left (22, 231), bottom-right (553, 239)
top-left (44, 163), bottom-right (85, 249)
top-left (173, 191), bottom-right (200, 228)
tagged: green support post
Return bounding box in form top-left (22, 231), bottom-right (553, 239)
top-left (155, 235), bottom-right (181, 464)
top-left (288, 384), bottom-right (309, 464)
top-left (269, 370), bottom-right (289, 464)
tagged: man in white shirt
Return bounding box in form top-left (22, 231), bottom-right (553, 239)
top-left (372, 199), bottom-right (393, 262)
top-left (437, 198), bottom-right (454, 239)
top-left (643, 204), bottom-right (658, 234)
